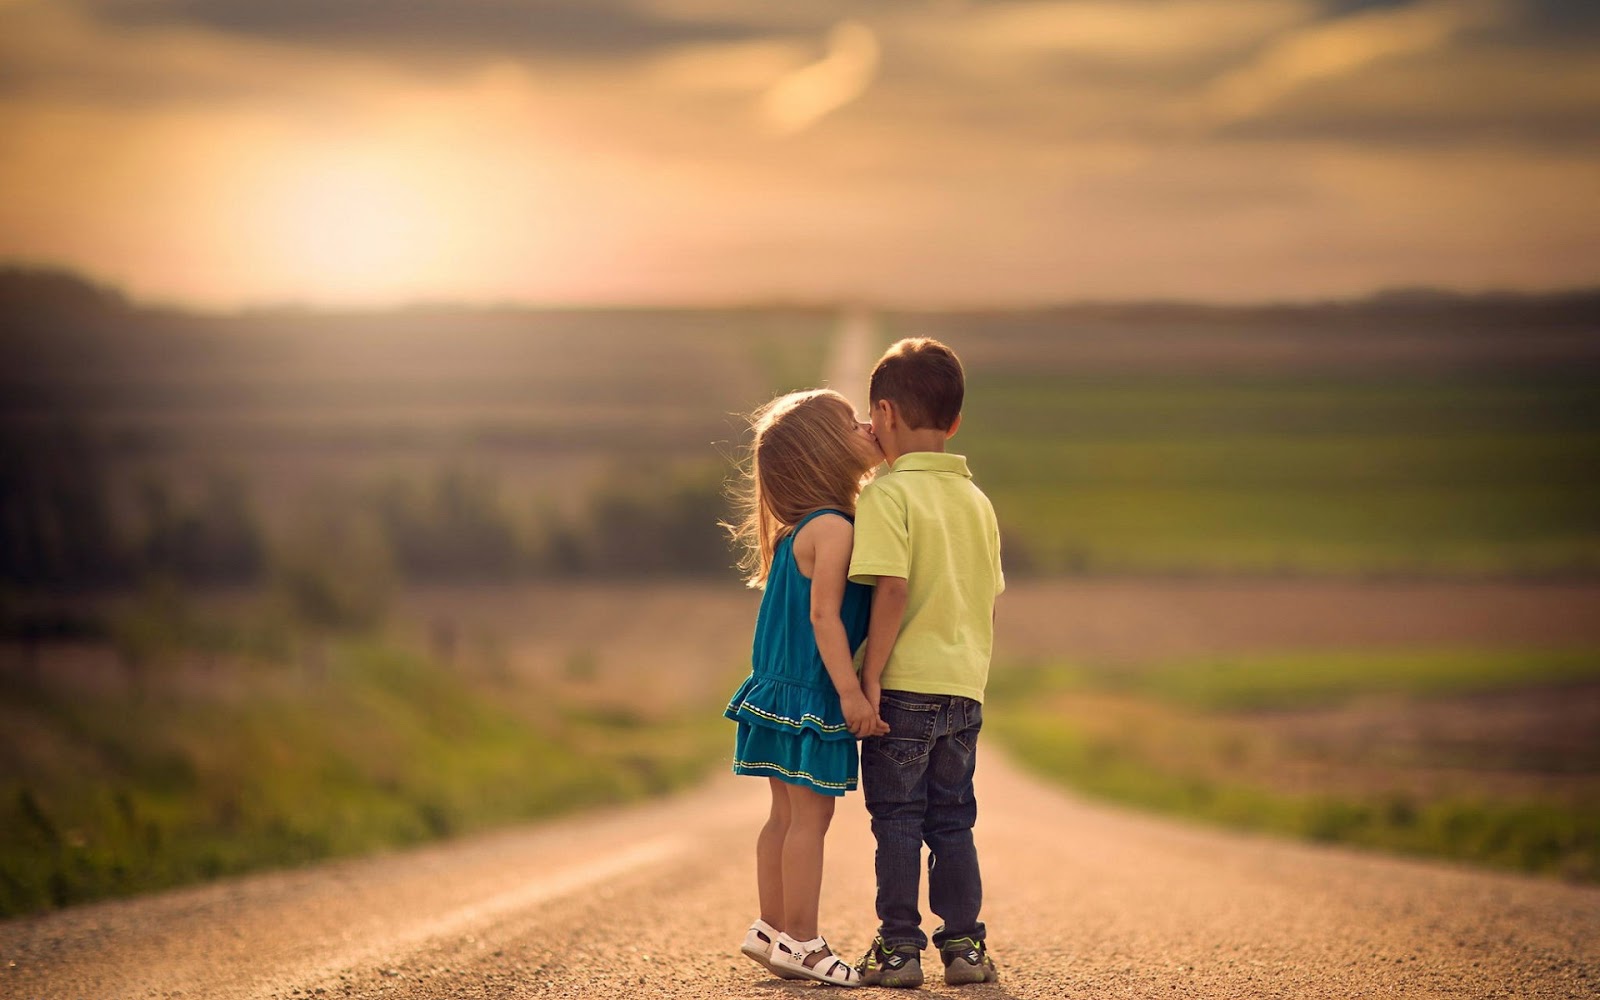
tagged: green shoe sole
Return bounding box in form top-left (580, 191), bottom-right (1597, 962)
top-left (868, 967), bottom-right (925, 989)
top-left (943, 961), bottom-right (998, 986)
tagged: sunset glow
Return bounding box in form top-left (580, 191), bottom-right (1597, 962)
top-left (259, 150), bottom-right (443, 304)
top-left (0, 0), bottom-right (1596, 307)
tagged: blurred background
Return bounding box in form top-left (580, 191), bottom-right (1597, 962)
top-left (1, 0), bottom-right (1597, 916)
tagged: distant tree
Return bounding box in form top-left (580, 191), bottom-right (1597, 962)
top-left (0, 425), bottom-right (129, 588)
top-left (529, 499), bottom-right (584, 576)
top-left (570, 467), bottom-right (734, 578)
top-left (137, 472), bottom-right (265, 585)
top-left (371, 466), bottom-right (522, 580)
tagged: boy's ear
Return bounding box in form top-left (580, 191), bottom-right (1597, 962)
top-left (874, 398), bottom-right (897, 430)
top-left (945, 413), bottom-right (962, 439)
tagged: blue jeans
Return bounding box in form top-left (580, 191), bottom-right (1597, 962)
top-left (862, 690), bottom-right (985, 951)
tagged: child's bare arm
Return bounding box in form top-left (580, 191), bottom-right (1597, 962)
top-left (807, 517), bottom-right (890, 738)
top-left (860, 575), bottom-right (908, 714)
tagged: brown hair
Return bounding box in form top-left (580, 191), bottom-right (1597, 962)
top-left (724, 389), bottom-right (875, 588)
top-left (868, 337), bottom-right (964, 431)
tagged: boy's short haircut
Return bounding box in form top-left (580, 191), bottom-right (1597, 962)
top-left (869, 337), bottom-right (964, 431)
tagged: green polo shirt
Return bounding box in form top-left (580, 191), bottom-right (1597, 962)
top-left (848, 452), bottom-right (1004, 703)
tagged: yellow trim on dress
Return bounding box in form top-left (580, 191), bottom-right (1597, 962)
top-left (727, 702), bottom-right (850, 734)
top-left (732, 758), bottom-right (854, 790)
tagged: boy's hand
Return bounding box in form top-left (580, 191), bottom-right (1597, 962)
top-left (841, 690), bottom-right (890, 739)
top-left (863, 677), bottom-right (882, 717)
top-left (866, 709), bottom-right (889, 737)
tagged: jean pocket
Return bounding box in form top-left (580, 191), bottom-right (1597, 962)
top-left (872, 696), bottom-right (938, 766)
top-left (954, 701), bottom-right (983, 754)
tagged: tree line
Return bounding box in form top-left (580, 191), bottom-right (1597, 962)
top-left (1, 424), bottom-right (736, 598)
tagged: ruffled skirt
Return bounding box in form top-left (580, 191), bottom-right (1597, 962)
top-left (725, 674), bottom-right (858, 797)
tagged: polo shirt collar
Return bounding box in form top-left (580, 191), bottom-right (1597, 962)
top-left (889, 452), bottom-right (971, 477)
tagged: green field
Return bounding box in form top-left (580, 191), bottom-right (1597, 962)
top-left (959, 373), bottom-right (1600, 576)
top-left (0, 625), bottom-right (725, 917)
top-left (988, 646), bottom-right (1600, 880)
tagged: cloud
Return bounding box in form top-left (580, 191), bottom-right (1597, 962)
top-left (80, 0), bottom-right (775, 59)
top-left (1202, 0), bottom-right (1514, 123)
top-left (0, 3), bottom-right (426, 106)
top-left (644, 38), bottom-right (812, 96)
top-left (963, 0), bottom-right (1314, 62)
top-left (1217, 42), bottom-right (1600, 148)
top-left (758, 20), bottom-right (879, 136)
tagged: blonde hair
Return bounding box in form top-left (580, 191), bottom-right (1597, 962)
top-left (725, 389), bottom-right (875, 588)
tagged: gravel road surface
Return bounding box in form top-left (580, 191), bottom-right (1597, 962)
top-left (4, 749), bottom-right (1596, 1000)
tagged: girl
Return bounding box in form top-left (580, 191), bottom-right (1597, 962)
top-left (723, 388), bottom-right (887, 988)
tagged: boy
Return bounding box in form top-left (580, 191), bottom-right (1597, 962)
top-left (848, 337), bottom-right (1003, 988)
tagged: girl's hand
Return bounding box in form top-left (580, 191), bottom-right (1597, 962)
top-left (863, 677), bottom-right (882, 717)
top-left (841, 689), bottom-right (890, 739)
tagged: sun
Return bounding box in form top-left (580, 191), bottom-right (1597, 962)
top-left (262, 147), bottom-right (453, 306)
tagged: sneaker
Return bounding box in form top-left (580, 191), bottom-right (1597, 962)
top-left (940, 936), bottom-right (998, 986)
top-left (856, 936), bottom-right (924, 988)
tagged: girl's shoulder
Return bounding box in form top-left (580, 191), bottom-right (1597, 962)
top-left (793, 509), bottom-right (854, 566)
top-left (793, 508), bottom-right (855, 538)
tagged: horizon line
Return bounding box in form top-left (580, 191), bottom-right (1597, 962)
top-left (3, 261), bottom-right (1598, 318)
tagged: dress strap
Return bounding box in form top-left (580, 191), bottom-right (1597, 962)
top-left (794, 508), bottom-right (853, 532)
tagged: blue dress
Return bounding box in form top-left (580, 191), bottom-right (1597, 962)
top-left (725, 508), bottom-right (873, 796)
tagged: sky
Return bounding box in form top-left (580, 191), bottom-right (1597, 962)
top-left (0, 0), bottom-right (1597, 308)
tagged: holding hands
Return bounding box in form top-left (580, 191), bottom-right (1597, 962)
top-left (841, 688), bottom-right (890, 739)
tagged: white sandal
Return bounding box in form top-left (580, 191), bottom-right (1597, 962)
top-left (772, 932), bottom-right (862, 987)
top-left (740, 919), bottom-right (804, 980)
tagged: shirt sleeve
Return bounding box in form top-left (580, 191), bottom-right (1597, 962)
top-left (848, 483), bottom-right (909, 585)
top-left (991, 514), bottom-right (1006, 597)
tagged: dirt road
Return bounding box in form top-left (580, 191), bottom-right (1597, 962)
top-left (5, 746), bottom-right (1596, 1000)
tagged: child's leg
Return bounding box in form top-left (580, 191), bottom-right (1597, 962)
top-left (780, 783), bottom-right (836, 943)
top-left (863, 691), bottom-right (939, 950)
top-left (756, 777), bottom-right (791, 929)
top-left (926, 699), bottom-right (985, 949)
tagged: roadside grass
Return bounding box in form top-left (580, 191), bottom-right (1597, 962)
top-left (960, 373), bottom-right (1600, 577)
top-left (990, 647), bottom-right (1600, 712)
top-left (0, 640), bottom-right (725, 918)
top-left (996, 712), bottom-right (1599, 878)
top-left (987, 647), bottom-right (1600, 881)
